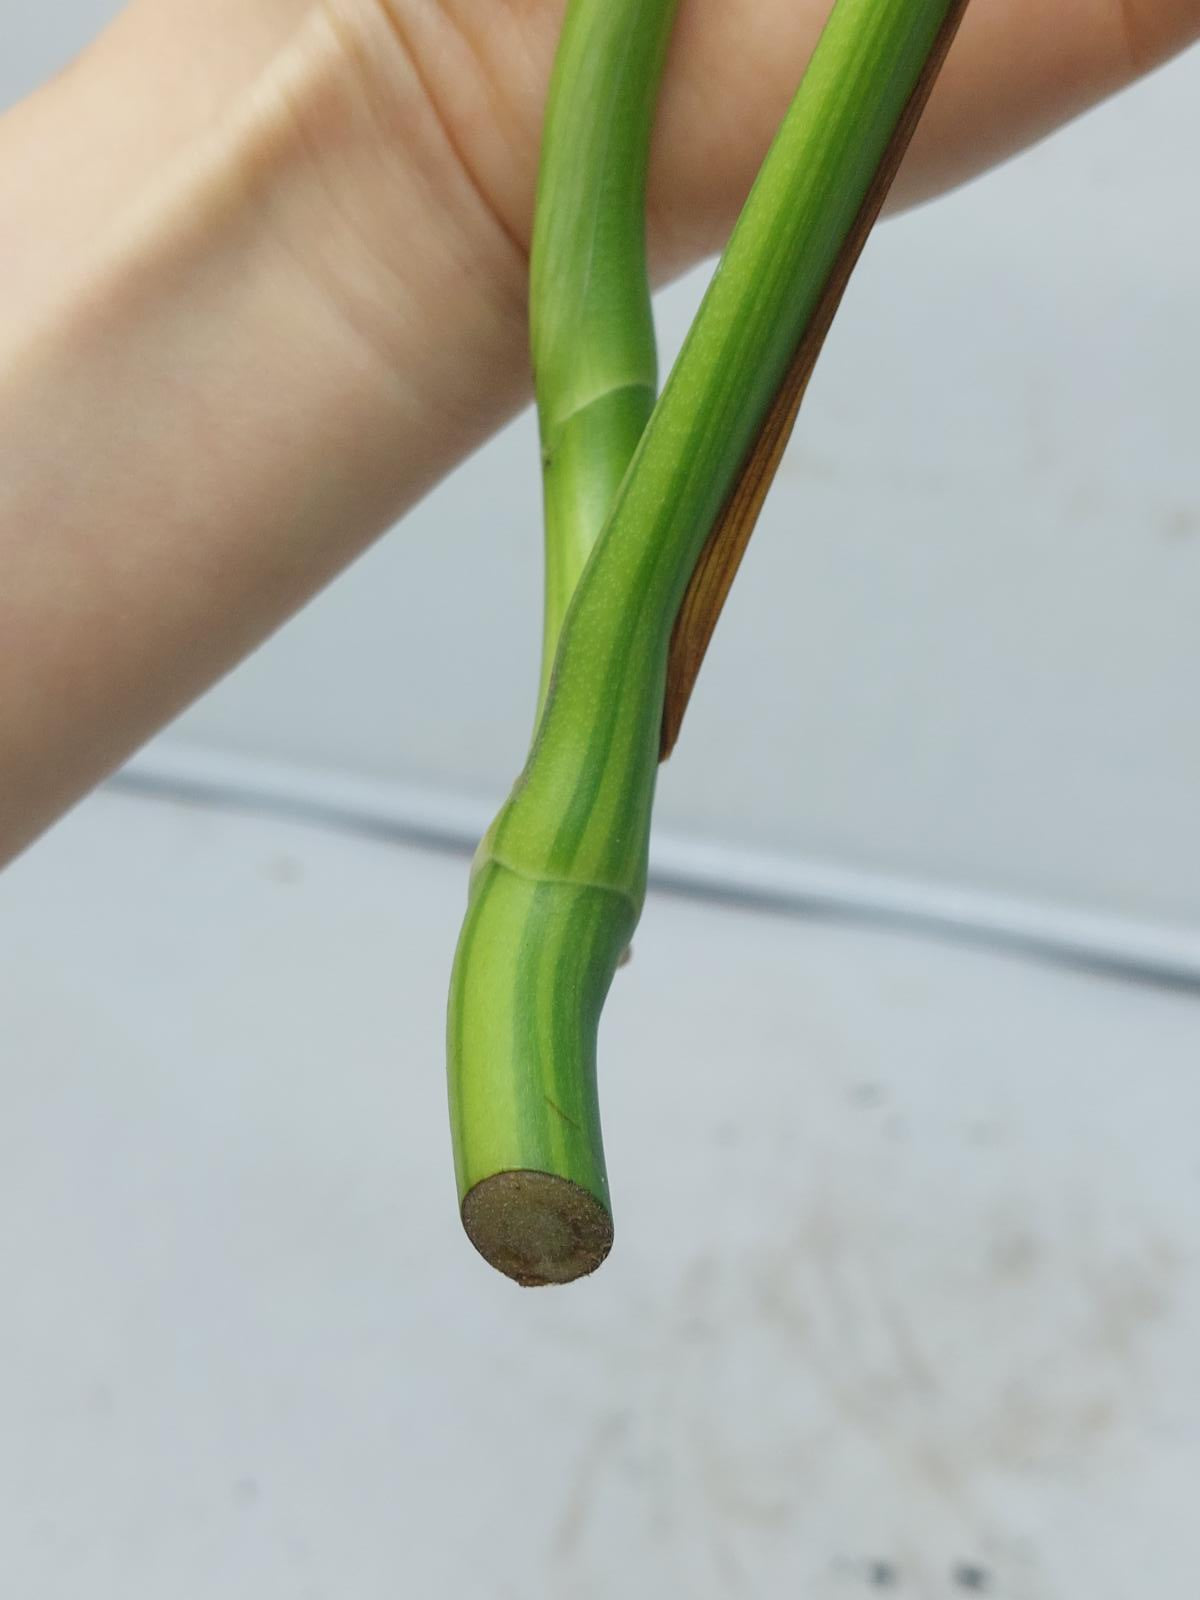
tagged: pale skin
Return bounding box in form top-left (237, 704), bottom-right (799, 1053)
top-left (1, 0), bottom-right (1197, 864)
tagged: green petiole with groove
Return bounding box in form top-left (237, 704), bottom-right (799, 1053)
top-left (447, 0), bottom-right (969, 1284)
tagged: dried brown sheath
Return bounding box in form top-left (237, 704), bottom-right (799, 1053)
top-left (660, 0), bottom-right (969, 759)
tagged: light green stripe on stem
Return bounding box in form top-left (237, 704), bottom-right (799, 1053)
top-left (450, 0), bottom-right (966, 1283)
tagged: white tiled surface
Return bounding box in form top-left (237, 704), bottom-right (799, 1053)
top-left (2, 790), bottom-right (1199, 1598)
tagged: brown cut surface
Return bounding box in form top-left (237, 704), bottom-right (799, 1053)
top-left (462, 1170), bottom-right (614, 1286)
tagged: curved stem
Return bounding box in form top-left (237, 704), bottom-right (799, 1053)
top-left (450, 0), bottom-right (969, 1284)
top-left (449, 0), bottom-right (678, 1284)
top-left (530, 0), bottom-right (679, 713)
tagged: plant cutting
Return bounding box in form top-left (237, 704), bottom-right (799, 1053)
top-left (448, 0), bottom-right (970, 1284)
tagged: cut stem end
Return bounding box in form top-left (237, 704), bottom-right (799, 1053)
top-left (461, 1170), bottom-right (613, 1287)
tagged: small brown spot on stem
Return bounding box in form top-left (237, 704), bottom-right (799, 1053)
top-left (544, 1093), bottom-right (582, 1133)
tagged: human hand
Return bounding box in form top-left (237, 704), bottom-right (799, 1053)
top-left (0, 0), bottom-right (1196, 864)
top-left (8, 0), bottom-right (1199, 312)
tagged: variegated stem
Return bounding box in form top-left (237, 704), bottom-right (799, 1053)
top-left (449, 0), bottom-right (968, 1284)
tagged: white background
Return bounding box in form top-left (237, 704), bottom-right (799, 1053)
top-left (5, 789), bottom-right (1200, 1600)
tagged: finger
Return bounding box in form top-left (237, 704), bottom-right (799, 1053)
top-left (648, 0), bottom-right (1200, 264)
top-left (898, 0), bottom-right (1200, 205)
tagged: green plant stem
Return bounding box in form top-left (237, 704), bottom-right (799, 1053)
top-left (449, 0), bottom-right (967, 1285)
top-left (530, 0), bottom-right (679, 713)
